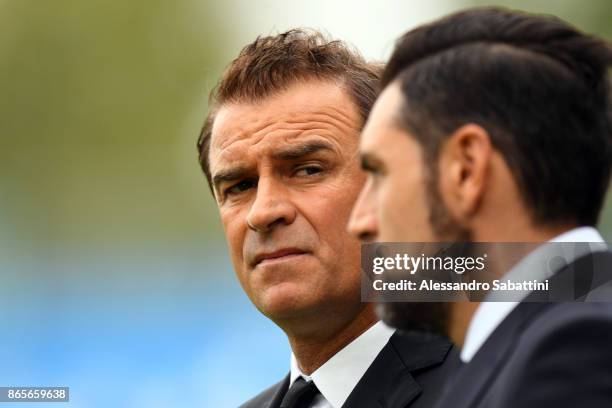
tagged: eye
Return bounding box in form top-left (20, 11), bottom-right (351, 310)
top-left (363, 163), bottom-right (385, 181)
top-left (294, 165), bottom-right (324, 177)
top-left (225, 179), bottom-right (256, 196)
top-left (371, 167), bottom-right (384, 178)
top-left (360, 156), bottom-right (385, 178)
top-left (361, 162), bottom-right (379, 175)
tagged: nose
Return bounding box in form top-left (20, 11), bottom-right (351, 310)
top-left (348, 178), bottom-right (378, 242)
top-left (246, 177), bottom-right (297, 233)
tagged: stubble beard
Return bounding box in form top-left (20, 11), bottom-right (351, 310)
top-left (378, 170), bottom-right (472, 337)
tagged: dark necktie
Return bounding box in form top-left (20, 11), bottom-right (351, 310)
top-left (279, 377), bottom-right (321, 408)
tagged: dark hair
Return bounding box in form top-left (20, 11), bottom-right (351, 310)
top-left (197, 29), bottom-right (382, 192)
top-left (383, 7), bottom-right (612, 226)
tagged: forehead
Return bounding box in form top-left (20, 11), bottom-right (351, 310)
top-left (360, 82), bottom-right (404, 152)
top-left (209, 80), bottom-right (362, 170)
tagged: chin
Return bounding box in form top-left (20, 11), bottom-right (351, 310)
top-left (256, 283), bottom-right (318, 319)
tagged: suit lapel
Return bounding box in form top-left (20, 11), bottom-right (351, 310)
top-left (437, 302), bottom-right (551, 408)
top-left (240, 374), bottom-right (289, 408)
top-left (266, 374), bottom-right (290, 408)
top-left (437, 251), bottom-right (612, 408)
top-left (343, 331), bottom-right (452, 408)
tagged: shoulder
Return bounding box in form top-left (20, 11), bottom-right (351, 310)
top-left (487, 304), bottom-right (612, 406)
top-left (239, 375), bottom-right (289, 408)
top-left (390, 329), bottom-right (460, 389)
top-left (524, 302), bottom-right (612, 345)
top-left (390, 329), bottom-right (455, 370)
top-left (390, 330), bottom-right (460, 406)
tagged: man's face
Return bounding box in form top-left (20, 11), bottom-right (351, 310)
top-left (209, 80), bottom-right (366, 322)
top-left (349, 83), bottom-right (469, 243)
top-left (348, 83), bottom-right (461, 335)
top-left (349, 83), bottom-right (439, 243)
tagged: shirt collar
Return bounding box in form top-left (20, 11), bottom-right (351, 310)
top-left (290, 321), bottom-right (395, 408)
top-left (460, 226), bottom-right (606, 363)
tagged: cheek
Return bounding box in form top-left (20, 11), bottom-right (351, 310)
top-left (220, 209), bottom-right (247, 270)
top-left (312, 170), bottom-right (365, 231)
top-left (302, 181), bottom-right (363, 265)
top-left (379, 174), bottom-right (429, 241)
top-left (378, 185), bottom-right (404, 240)
top-left (314, 194), bottom-right (358, 243)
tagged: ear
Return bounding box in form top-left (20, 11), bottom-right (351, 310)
top-left (438, 124), bottom-right (492, 220)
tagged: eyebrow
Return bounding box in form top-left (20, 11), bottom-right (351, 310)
top-left (272, 140), bottom-right (336, 161)
top-left (360, 152), bottom-right (384, 172)
top-left (211, 140), bottom-right (337, 192)
top-left (212, 166), bottom-right (251, 191)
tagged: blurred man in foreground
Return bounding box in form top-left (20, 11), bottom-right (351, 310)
top-left (349, 7), bottom-right (612, 408)
top-left (197, 30), bottom-right (457, 408)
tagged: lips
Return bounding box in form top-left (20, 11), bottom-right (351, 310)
top-left (253, 248), bottom-right (308, 267)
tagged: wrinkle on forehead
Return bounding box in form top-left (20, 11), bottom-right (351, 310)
top-left (210, 105), bottom-right (362, 169)
top-left (214, 106), bottom-right (359, 148)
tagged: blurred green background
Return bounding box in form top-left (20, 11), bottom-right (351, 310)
top-left (1, 1), bottom-right (611, 406)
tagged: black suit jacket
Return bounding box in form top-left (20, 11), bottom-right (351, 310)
top-left (240, 330), bottom-right (459, 408)
top-left (435, 250), bottom-right (612, 408)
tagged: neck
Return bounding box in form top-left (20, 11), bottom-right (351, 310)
top-left (286, 304), bottom-right (377, 375)
top-left (449, 223), bottom-right (580, 347)
top-left (474, 212), bottom-right (577, 243)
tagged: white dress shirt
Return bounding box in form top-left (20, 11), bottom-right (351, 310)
top-left (460, 226), bottom-right (607, 362)
top-left (289, 321), bottom-right (395, 408)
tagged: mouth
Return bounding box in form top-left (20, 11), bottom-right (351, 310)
top-left (253, 248), bottom-right (309, 267)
